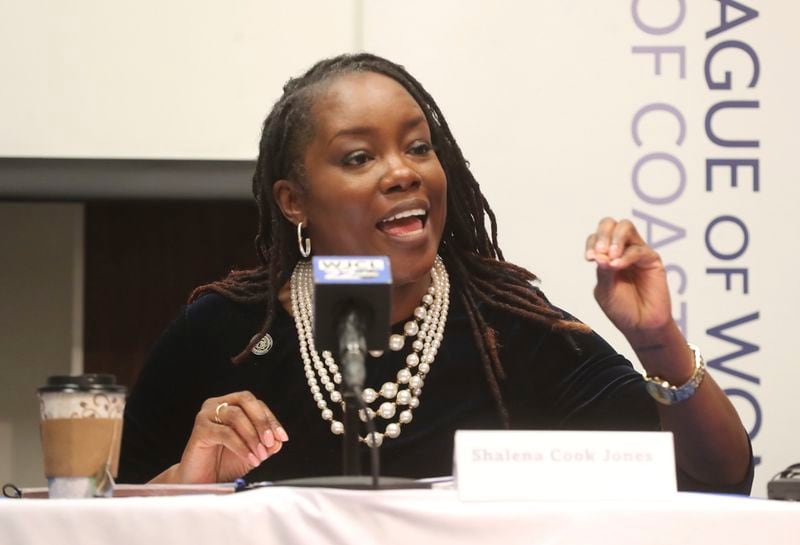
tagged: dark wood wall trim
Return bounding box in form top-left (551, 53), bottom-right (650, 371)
top-left (0, 157), bottom-right (255, 201)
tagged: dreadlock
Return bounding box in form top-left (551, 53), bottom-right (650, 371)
top-left (190, 53), bottom-right (590, 428)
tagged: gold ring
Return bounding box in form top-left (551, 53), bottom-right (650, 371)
top-left (214, 402), bottom-right (229, 424)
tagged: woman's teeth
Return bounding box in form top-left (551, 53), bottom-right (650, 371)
top-left (378, 209), bottom-right (427, 236)
top-left (380, 208), bottom-right (426, 223)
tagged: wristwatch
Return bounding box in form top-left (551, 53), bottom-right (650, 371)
top-left (644, 343), bottom-right (706, 405)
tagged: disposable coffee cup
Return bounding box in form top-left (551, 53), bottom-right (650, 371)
top-left (37, 374), bottom-right (126, 499)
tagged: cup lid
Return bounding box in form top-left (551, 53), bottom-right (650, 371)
top-left (38, 374), bottom-right (126, 394)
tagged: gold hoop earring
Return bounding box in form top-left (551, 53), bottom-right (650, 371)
top-left (297, 221), bottom-right (311, 258)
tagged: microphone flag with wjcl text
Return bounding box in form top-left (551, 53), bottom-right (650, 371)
top-left (312, 256), bottom-right (392, 354)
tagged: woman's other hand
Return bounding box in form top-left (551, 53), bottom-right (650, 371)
top-left (155, 391), bottom-right (288, 484)
top-left (584, 217), bottom-right (672, 338)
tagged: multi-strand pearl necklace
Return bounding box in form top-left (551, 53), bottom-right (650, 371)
top-left (290, 256), bottom-right (450, 448)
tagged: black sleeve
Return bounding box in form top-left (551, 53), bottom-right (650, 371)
top-left (554, 329), bottom-right (753, 495)
top-left (501, 308), bottom-right (753, 495)
top-left (118, 307), bottom-right (210, 483)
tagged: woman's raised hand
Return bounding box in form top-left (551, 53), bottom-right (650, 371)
top-left (584, 217), bottom-right (673, 338)
top-left (173, 391), bottom-right (288, 483)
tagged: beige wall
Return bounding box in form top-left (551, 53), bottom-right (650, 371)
top-left (0, 203), bottom-right (83, 487)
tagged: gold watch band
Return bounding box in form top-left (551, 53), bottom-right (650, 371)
top-left (643, 343), bottom-right (706, 405)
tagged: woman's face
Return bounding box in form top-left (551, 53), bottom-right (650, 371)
top-left (290, 71), bottom-right (447, 287)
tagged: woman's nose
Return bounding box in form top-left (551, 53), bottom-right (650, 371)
top-left (378, 156), bottom-right (422, 193)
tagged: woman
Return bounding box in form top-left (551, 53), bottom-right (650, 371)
top-left (119, 53), bottom-right (752, 492)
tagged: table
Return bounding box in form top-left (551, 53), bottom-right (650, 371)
top-left (2, 487), bottom-right (800, 545)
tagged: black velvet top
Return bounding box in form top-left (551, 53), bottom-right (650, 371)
top-left (119, 283), bottom-right (753, 493)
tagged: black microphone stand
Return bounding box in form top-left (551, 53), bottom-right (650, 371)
top-left (338, 309), bottom-right (368, 478)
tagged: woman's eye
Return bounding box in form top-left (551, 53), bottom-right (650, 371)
top-left (409, 142), bottom-right (432, 155)
top-left (341, 151), bottom-right (371, 167)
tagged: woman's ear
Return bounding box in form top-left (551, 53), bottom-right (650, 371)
top-left (273, 179), bottom-right (306, 226)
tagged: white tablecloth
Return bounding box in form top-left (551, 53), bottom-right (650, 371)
top-left (2, 488), bottom-right (799, 545)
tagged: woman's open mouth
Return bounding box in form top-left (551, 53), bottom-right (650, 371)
top-left (377, 208), bottom-right (428, 237)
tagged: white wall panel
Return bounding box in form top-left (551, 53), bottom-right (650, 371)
top-left (0, 0), bottom-right (357, 159)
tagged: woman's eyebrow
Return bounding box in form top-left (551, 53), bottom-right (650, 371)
top-left (328, 115), bottom-right (427, 146)
top-left (329, 126), bottom-right (374, 145)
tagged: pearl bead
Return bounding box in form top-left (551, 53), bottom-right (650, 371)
top-left (409, 376), bottom-right (423, 390)
top-left (313, 392), bottom-right (323, 402)
top-left (399, 410), bottom-right (413, 424)
top-left (310, 385), bottom-right (320, 394)
top-left (418, 362), bottom-right (430, 374)
top-left (321, 408), bottom-right (333, 421)
top-left (405, 353), bottom-right (419, 367)
top-left (409, 397), bottom-right (420, 408)
top-left (330, 391), bottom-right (342, 403)
top-left (389, 334), bottom-right (405, 351)
top-left (325, 382), bottom-right (335, 392)
top-left (414, 306), bottom-right (427, 320)
top-left (359, 408), bottom-right (375, 422)
top-left (404, 321), bottom-right (419, 336)
top-left (422, 294), bottom-right (434, 305)
top-left (369, 350), bottom-right (384, 358)
top-left (378, 402), bottom-right (396, 419)
top-left (396, 368), bottom-right (411, 383)
top-left (412, 340), bottom-right (424, 351)
top-left (317, 400), bottom-right (327, 409)
top-left (396, 390), bottom-right (411, 405)
top-left (362, 388), bottom-right (378, 403)
top-left (331, 421), bottom-right (344, 435)
top-left (385, 423), bottom-right (401, 439)
top-left (380, 382), bottom-right (398, 399)
top-left (322, 350), bottom-right (332, 359)
top-left (365, 432), bottom-right (383, 448)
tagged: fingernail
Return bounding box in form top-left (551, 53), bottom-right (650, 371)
top-left (595, 241), bottom-right (607, 250)
top-left (277, 427), bottom-right (289, 442)
top-left (610, 258), bottom-right (621, 267)
top-left (257, 443), bottom-right (269, 461)
top-left (263, 429), bottom-right (275, 448)
top-left (609, 243), bottom-right (619, 255)
top-left (585, 249), bottom-right (595, 260)
top-left (248, 453), bottom-right (260, 467)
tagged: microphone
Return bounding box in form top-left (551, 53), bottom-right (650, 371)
top-left (311, 256), bottom-right (392, 390)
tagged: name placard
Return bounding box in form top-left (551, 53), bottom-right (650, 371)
top-left (454, 430), bottom-right (677, 501)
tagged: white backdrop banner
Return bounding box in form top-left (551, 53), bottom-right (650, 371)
top-left (365, 0), bottom-right (796, 497)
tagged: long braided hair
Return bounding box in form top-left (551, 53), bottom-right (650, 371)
top-left (191, 53), bottom-right (589, 427)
